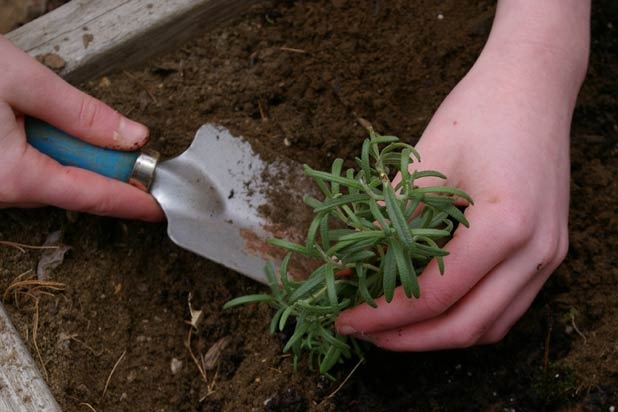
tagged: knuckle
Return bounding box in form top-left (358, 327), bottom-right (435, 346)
top-left (481, 325), bottom-right (511, 345)
top-left (77, 96), bottom-right (100, 130)
top-left (453, 322), bottom-right (490, 348)
top-left (422, 287), bottom-right (455, 316)
top-left (370, 336), bottom-right (391, 350)
top-left (532, 225), bottom-right (568, 271)
top-left (555, 233), bottom-right (569, 264)
top-left (493, 203), bottom-right (535, 249)
top-left (89, 197), bottom-right (113, 216)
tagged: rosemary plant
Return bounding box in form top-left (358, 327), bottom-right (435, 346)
top-left (224, 129), bottom-right (472, 376)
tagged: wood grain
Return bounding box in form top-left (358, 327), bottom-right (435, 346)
top-left (6, 0), bottom-right (258, 84)
top-left (0, 303), bottom-right (61, 412)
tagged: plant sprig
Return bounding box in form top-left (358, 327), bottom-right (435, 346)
top-left (225, 129), bottom-right (472, 377)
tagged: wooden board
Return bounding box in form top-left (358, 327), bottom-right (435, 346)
top-left (0, 303), bottom-right (61, 412)
top-left (6, 0), bottom-right (258, 84)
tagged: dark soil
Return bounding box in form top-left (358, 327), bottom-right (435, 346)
top-left (1, 1), bottom-right (617, 411)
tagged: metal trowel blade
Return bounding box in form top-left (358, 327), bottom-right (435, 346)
top-left (150, 124), bottom-right (295, 284)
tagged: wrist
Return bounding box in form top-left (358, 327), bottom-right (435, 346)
top-left (479, 0), bottom-right (590, 101)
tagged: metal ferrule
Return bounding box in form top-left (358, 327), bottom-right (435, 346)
top-left (129, 149), bottom-right (160, 191)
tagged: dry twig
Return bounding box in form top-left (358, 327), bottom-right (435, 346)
top-left (279, 46), bottom-right (307, 54)
top-left (3, 271), bottom-right (65, 306)
top-left (58, 333), bottom-right (104, 356)
top-left (569, 311), bottom-right (587, 343)
top-left (3, 270), bottom-right (66, 381)
top-left (324, 359), bottom-right (363, 401)
top-left (32, 298), bottom-right (47, 379)
top-left (78, 402), bottom-right (98, 412)
top-left (0, 240), bottom-right (59, 253)
top-left (102, 350), bottom-right (126, 398)
top-left (184, 328), bottom-right (208, 383)
top-left (258, 99), bottom-right (269, 122)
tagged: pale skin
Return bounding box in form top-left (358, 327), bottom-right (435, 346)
top-left (335, 0), bottom-right (591, 350)
top-left (0, 0), bottom-right (590, 350)
top-left (0, 35), bottom-right (163, 221)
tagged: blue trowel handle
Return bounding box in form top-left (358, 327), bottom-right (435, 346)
top-left (25, 117), bottom-right (158, 190)
top-left (25, 117), bottom-right (138, 181)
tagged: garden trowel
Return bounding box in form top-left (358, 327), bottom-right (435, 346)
top-left (25, 118), bottom-right (298, 284)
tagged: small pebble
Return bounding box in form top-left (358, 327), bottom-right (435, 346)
top-left (170, 358), bottom-right (183, 375)
top-left (127, 370), bottom-right (137, 383)
top-left (437, 13), bottom-right (444, 20)
top-left (283, 137), bottom-right (291, 147)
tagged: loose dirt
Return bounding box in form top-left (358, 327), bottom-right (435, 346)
top-left (1, 1), bottom-right (616, 411)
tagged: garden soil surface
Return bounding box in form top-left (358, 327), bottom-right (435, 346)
top-left (1, 1), bottom-right (617, 411)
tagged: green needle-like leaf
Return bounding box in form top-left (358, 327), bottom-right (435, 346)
top-left (283, 321), bottom-right (311, 353)
top-left (391, 238), bottom-right (417, 298)
top-left (325, 263), bottom-right (338, 306)
top-left (331, 158), bottom-right (344, 195)
top-left (268, 238), bottom-right (309, 255)
top-left (384, 184), bottom-right (414, 248)
top-left (306, 212), bottom-right (327, 251)
top-left (372, 136), bottom-right (400, 144)
top-left (356, 263), bottom-right (377, 307)
top-left (320, 345), bottom-right (342, 375)
top-left (304, 168), bottom-right (365, 190)
top-left (409, 228), bottom-right (451, 237)
top-left (412, 170), bottom-right (447, 180)
top-left (383, 244), bottom-right (397, 302)
top-left (279, 305), bottom-right (295, 331)
top-left (361, 139), bottom-right (372, 182)
top-left (400, 148), bottom-right (412, 188)
top-left (443, 204), bottom-right (470, 227)
top-left (313, 193), bottom-right (371, 213)
top-left (368, 200), bottom-right (390, 234)
top-left (223, 294), bottom-right (273, 309)
top-left (303, 195), bottom-right (323, 209)
top-left (341, 250), bottom-right (376, 264)
top-left (289, 264), bottom-right (328, 302)
top-left (416, 186), bottom-right (474, 204)
top-left (338, 230), bottom-right (385, 242)
top-left (279, 253), bottom-right (296, 294)
top-left (270, 307), bottom-right (286, 334)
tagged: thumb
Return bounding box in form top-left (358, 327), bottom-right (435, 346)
top-left (2, 36), bottom-right (147, 151)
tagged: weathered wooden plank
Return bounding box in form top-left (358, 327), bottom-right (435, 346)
top-left (0, 303), bottom-right (61, 412)
top-left (6, 0), bottom-right (259, 84)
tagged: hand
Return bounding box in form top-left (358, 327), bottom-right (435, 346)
top-left (0, 35), bottom-right (163, 221)
top-left (335, 1), bottom-right (590, 350)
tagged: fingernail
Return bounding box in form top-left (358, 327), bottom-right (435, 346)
top-left (337, 325), bottom-right (358, 335)
top-left (115, 117), bottom-right (148, 146)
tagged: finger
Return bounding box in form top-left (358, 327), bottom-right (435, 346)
top-left (0, 202), bottom-right (44, 208)
top-left (360, 239), bottom-right (557, 351)
top-left (336, 202), bottom-right (529, 335)
top-left (476, 265), bottom-right (553, 345)
top-left (1, 36), bottom-right (148, 151)
top-left (477, 232), bottom-right (567, 344)
top-left (16, 145), bottom-right (164, 221)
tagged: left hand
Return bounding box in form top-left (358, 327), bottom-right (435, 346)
top-left (0, 35), bottom-right (163, 221)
